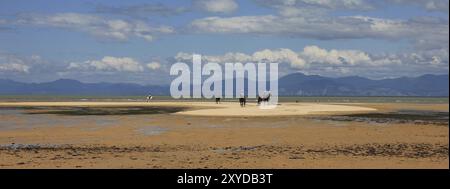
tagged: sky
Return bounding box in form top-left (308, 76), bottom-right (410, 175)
top-left (0, 0), bottom-right (448, 85)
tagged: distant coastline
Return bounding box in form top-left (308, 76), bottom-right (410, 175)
top-left (1, 73), bottom-right (448, 96)
top-left (0, 95), bottom-right (448, 104)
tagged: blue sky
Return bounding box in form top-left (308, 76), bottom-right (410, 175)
top-left (0, 0), bottom-right (448, 84)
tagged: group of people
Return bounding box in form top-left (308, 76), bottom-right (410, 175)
top-left (146, 91), bottom-right (271, 107)
top-left (214, 91), bottom-right (272, 107)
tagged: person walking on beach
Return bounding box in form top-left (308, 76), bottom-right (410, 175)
top-left (146, 94), bottom-right (153, 102)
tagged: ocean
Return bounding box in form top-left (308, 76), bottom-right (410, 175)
top-left (0, 95), bottom-right (448, 103)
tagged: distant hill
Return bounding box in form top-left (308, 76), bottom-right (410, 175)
top-left (279, 73), bottom-right (449, 96)
top-left (0, 73), bottom-right (448, 96)
top-left (0, 79), bottom-right (168, 96)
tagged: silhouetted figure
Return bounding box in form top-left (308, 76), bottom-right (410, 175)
top-left (263, 93), bottom-right (271, 103)
top-left (258, 91), bottom-right (271, 105)
top-left (257, 95), bottom-right (263, 105)
top-left (146, 94), bottom-right (153, 102)
top-left (239, 92), bottom-right (246, 107)
top-left (215, 97), bottom-right (221, 104)
top-left (239, 97), bottom-right (246, 107)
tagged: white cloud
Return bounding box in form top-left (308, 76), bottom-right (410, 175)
top-left (190, 14), bottom-right (448, 50)
top-left (68, 56), bottom-right (144, 72)
top-left (174, 45), bottom-right (448, 72)
top-left (194, 0), bottom-right (238, 13)
top-left (146, 62), bottom-right (161, 70)
top-left (17, 13), bottom-right (174, 42)
top-left (388, 0), bottom-right (449, 13)
top-left (253, 49), bottom-right (306, 68)
top-left (190, 0), bottom-right (448, 52)
top-left (301, 45), bottom-right (372, 65)
top-left (0, 53), bottom-right (32, 73)
top-left (400, 48), bottom-right (449, 67)
top-left (255, 0), bottom-right (374, 13)
top-left (191, 15), bottom-right (276, 34)
top-left (207, 52), bottom-right (253, 63)
top-left (0, 63), bottom-right (30, 73)
top-left (190, 14), bottom-right (439, 39)
top-left (256, 0), bottom-right (449, 13)
top-left (175, 48), bottom-right (305, 68)
top-left (95, 3), bottom-right (189, 17)
top-left (170, 47), bottom-right (399, 78)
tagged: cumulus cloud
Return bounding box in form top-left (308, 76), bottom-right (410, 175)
top-left (399, 48), bottom-right (449, 67)
top-left (0, 63), bottom-right (30, 73)
top-left (175, 48), bottom-right (305, 68)
top-left (174, 45), bottom-right (447, 75)
top-left (301, 45), bottom-right (372, 65)
top-left (174, 45), bottom-right (449, 78)
top-left (174, 46), bottom-right (449, 78)
top-left (0, 53), bottom-right (33, 73)
top-left (253, 49), bottom-right (306, 68)
top-left (146, 62), bottom-right (161, 70)
top-left (68, 56), bottom-right (144, 72)
top-left (194, 0), bottom-right (238, 13)
top-left (16, 13), bottom-right (174, 42)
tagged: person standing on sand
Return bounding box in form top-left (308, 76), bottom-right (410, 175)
top-left (146, 94), bottom-right (153, 102)
top-left (257, 95), bottom-right (262, 105)
top-left (239, 91), bottom-right (246, 107)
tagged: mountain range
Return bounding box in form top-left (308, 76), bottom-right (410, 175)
top-left (0, 73), bottom-right (448, 96)
top-left (278, 73), bottom-right (448, 96)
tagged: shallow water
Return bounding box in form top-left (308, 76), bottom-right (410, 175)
top-left (0, 107), bottom-right (175, 137)
top-left (136, 126), bottom-right (168, 136)
top-left (0, 96), bottom-right (448, 103)
top-left (0, 108), bottom-right (120, 131)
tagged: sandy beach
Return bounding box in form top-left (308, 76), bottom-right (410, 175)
top-left (0, 101), bottom-right (377, 116)
top-left (0, 101), bottom-right (448, 168)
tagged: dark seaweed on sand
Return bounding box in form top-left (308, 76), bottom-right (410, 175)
top-left (313, 110), bottom-right (449, 126)
top-left (11, 106), bottom-right (188, 116)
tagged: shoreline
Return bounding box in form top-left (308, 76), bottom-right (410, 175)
top-left (0, 101), bottom-right (377, 117)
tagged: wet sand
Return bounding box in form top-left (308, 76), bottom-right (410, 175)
top-left (0, 101), bottom-right (448, 168)
top-left (0, 101), bottom-right (376, 116)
